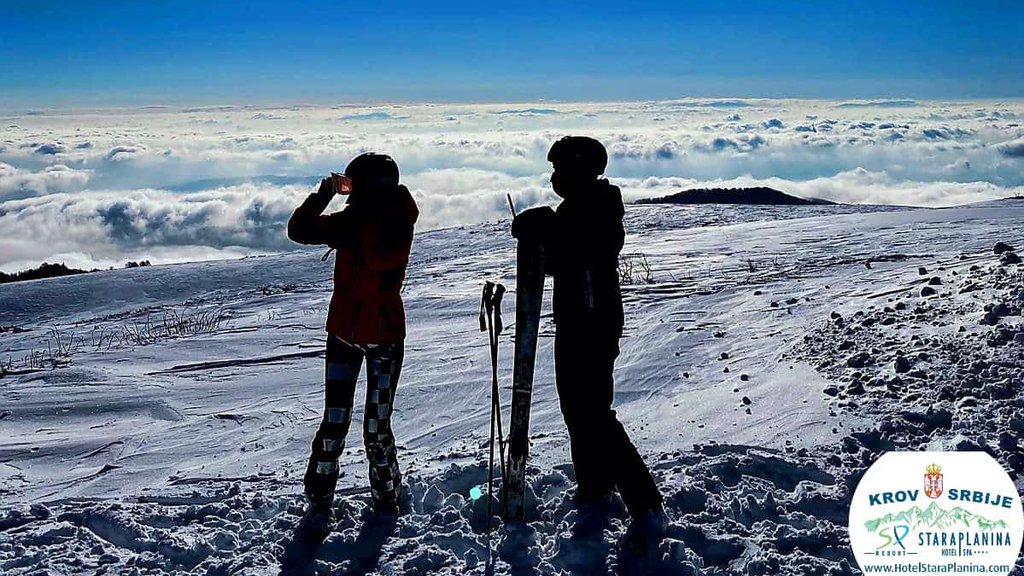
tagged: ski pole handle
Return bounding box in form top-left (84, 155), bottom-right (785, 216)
top-left (492, 283), bottom-right (506, 335)
top-left (479, 282), bottom-right (494, 332)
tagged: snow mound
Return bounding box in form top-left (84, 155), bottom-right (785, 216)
top-left (3, 453), bottom-right (862, 576)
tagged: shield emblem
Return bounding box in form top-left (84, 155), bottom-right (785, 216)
top-left (924, 464), bottom-right (943, 499)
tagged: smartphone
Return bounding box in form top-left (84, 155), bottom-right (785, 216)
top-left (331, 172), bottom-right (353, 195)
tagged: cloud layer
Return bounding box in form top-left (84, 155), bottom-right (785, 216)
top-left (1, 98), bottom-right (1022, 270)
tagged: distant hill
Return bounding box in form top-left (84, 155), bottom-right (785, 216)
top-left (636, 187), bottom-right (835, 206)
top-left (0, 262), bottom-right (93, 284)
top-left (0, 260), bottom-right (150, 285)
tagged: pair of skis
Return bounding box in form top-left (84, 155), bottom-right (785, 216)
top-left (479, 195), bottom-right (545, 524)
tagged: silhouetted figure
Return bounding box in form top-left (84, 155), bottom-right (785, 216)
top-left (287, 153), bottom-right (418, 532)
top-left (511, 136), bottom-right (667, 546)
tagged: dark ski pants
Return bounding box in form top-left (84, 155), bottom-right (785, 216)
top-left (304, 335), bottom-right (404, 507)
top-left (554, 326), bottom-right (662, 517)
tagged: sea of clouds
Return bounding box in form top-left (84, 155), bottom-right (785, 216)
top-left (1, 98), bottom-right (1022, 271)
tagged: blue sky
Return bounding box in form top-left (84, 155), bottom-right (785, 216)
top-left (1, 0), bottom-right (1022, 108)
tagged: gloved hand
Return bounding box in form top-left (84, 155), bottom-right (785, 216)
top-left (316, 177), bottom-right (335, 197)
top-left (511, 206), bottom-right (555, 241)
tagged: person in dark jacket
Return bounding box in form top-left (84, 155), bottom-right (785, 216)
top-left (511, 136), bottom-right (666, 545)
top-left (287, 153), bottom-right (418, 528)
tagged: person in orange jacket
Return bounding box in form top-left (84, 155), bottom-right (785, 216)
top-left (287, 153), bottom-right (418, 528)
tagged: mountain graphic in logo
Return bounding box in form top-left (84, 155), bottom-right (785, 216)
top-left (866, 501), bottom-right (1008, 533)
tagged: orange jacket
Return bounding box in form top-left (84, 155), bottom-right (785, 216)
top-left (288, 185), bottom-right (418, 344)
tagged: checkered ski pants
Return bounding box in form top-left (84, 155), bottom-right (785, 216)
top-left (303, 335), bottom-right (404, 508)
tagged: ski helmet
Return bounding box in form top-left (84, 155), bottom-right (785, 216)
top-left (547, 136), bottom-right (608, 176)
top-left (344, 152), bottom-right (400, 192)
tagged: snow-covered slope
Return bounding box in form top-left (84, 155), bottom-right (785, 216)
top-left (2, 201), bottom-right (1023, 575)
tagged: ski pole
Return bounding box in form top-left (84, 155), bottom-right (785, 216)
top-left (479, 281), bottom-right (506, 533)
top-left (507, 194), bottom-right (517, 219)
top-left (490, 284), bottom-right (506, 467)
top-left (481, 282), bottom-right (498, 532)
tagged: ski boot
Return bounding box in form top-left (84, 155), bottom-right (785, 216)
top-left (622, 505), bottom-right (669, 554)
top-left (369, 482), bottom-right (409, 520)
top-left (573, 492), bottom-right (625, 538)
top-left (298, 496), bottom-right (335, 540)
top-left (370, 498), bottom-right (400, 520)
top-left (360, 495), bottom-right (401, 541)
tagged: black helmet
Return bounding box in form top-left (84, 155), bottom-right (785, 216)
top-left (547, 136), bottom-right (608, 176)
top-left (344, 152), bottom-right (400, 192)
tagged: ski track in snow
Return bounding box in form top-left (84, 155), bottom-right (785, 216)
top-left (2, 201), bottom-right (1024, 574)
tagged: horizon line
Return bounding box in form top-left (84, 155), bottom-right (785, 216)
top-left (5, 96), bottom-right (1024, 117)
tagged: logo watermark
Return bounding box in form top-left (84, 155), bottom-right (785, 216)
top-left (850, 452), bottom-right (1023, 574)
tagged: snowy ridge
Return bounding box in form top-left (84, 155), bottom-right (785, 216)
top-left (2, 201), bottom-right (1024, 574)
